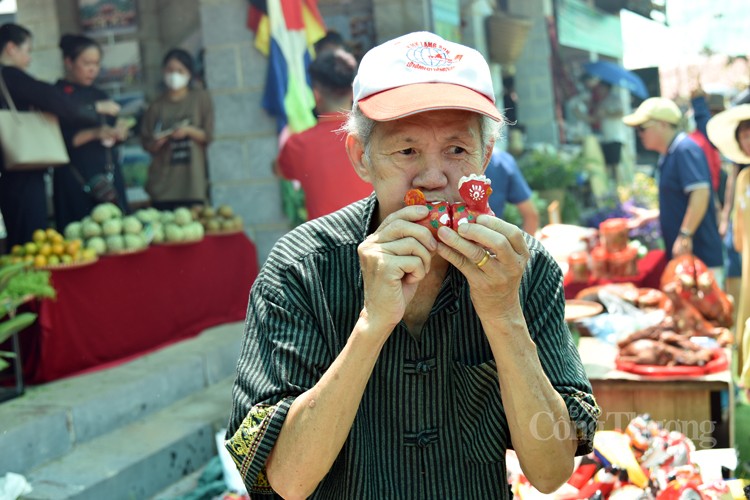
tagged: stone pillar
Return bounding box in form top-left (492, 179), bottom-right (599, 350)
top-left (508, 0), bottom-right (558, 146)
top-left (371, 0), bottom-right (432, 43)
top-left (16, 0), bottom-right (65, 82)
top-left (199, 0), bottom-right (288, 263)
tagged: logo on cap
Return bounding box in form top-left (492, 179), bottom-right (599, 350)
top-left (405, 40), bottom-right (463, 72)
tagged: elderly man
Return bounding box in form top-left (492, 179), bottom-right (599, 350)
top-left (226, 31), bottom-right (599, 499)
top-left (623, 97), bottom-right (724, 280)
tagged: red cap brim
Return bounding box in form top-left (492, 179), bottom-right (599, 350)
top-left (357, 83), bottom-right (502, 122)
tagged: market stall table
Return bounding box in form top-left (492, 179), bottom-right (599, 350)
top-left (578, 336), bottom-right (734, 450)
top-left (19, 233), bottom-right (259, 383)
top-left (564, 249), bottom-right (668, 300)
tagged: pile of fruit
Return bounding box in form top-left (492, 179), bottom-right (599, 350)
top-left (133, 206), bottom-right (204, 244)
top-left (191, 204), bottom-right (244, 234)
top-left (64, 203), bottom-right (150, 256)
top-left (3, 228), bottom-right (94, 268)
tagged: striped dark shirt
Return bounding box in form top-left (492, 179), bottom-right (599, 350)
top-left (226, 193), bottom-right (600, 499)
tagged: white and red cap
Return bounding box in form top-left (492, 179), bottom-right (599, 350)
top-left (352, 31), bottom-right (502, 122)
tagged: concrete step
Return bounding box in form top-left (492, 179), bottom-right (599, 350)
top-left (0, 321), bottom-right (245, 494)
top-left (23, 376), bottom-right (234, 500)
top-left (150, 463), bottom-right (207, 500)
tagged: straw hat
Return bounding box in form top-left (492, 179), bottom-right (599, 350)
top-left (706, 104), bottom-right (750, 164)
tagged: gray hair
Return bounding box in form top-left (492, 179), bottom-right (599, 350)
top-left (341, 105), bottom-right (505, 163)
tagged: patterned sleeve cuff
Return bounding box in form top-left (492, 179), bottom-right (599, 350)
top-left (224, 397), bottom-right (295, 495)
top-left (561, 390), bottom-right (601, 456)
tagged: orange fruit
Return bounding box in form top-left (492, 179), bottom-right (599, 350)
top-left (52, 243), bottom-right (65, 255)
top-left (24, 242), bottom-right (37, 255)
top-left (45, 228), bottom-right (60, 240)
top-left (10, 244), bottom-right (23, 256)
top-left (32, 229), bottom-right (46, 244)
top-left (38, 243), bottom-right (52, 257)
top-left (81, 248), bottom-right (97, 261)
top-left (33, 254), bottom-right (47, 268)
top-left (66, 240), bottom-right (82, 255)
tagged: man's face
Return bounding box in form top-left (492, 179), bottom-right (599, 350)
top-left (348, 109), bottom-right (489, 221)
top-left (636, 120), bottom-right (664, 152)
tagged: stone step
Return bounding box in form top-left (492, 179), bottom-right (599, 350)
top-left (23, 376), bottom-right (234, 500)
top-left (0, 321), bottom-right (244, 477)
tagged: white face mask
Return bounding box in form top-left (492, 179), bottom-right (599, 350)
top-left (164, 71), bottom-right (189, 90)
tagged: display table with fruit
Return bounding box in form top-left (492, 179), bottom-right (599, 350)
top-left (17, 231), bottom-right (259, 384)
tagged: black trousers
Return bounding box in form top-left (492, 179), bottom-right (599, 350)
top-left (0, 169), bottom-right (48, 252)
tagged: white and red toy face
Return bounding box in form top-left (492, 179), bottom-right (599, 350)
top-left (404, 174), bottom-right (493, 237)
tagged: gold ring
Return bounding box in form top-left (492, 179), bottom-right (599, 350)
top-left (475, 250), bottom-right (491, 268)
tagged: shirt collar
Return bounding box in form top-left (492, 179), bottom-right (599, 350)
top-left (658, 131), bottom-right (687, 168)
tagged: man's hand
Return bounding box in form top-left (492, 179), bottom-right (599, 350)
top-left (435, 214), bottom-right (530, 321)
top-left (98, 125), bottom-right (121, 147)
top-left (357, 205), bottom-right (436, 333)
top-left (625, 206), bottom-right (659, 230)
top-left (673, 234), bottom-right (693, 257)
top-left (95, 100), bottom-right (121, 116)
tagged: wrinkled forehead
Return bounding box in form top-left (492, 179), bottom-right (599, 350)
top-left (372, 109), bottom-right (483, 136)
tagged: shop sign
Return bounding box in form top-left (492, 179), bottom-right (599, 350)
top-left (557, 0), bottom-right (623, 58)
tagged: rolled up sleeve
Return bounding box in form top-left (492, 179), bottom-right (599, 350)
top-left (225, 397), bottom-right (295, 495)
top-left (225, 258), bottom-right (335, 495)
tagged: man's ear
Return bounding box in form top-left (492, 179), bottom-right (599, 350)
top-left (3, 41), bottom-right (17, 58)
top-left (312, 87), bottom-right (322, 108)
top-left (481, 139), bottom-right (496, 173)
top-left (346, 134), bottom-right (372, 183)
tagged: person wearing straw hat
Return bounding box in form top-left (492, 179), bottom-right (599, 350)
top-left (225, 31), bottom-right (599, 499)
top-left (622, 97), bottom-right (724, 280)
top-left (707, 104), bottom-right (750, 391)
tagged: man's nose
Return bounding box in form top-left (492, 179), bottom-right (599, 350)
top-left (412, 158), bottom-right (449, 190)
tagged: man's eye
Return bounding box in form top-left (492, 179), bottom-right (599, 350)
top-left (398, 148), bottom-right (416, 156)
top-left (448, 146), bottom-right (467, 154)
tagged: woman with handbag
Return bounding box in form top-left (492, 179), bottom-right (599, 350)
top-left (52, 34), bottom-right (131, 229)
top-left (0, 23), bottom-right (120, 251)
top-left (140, 49), bottom-right (214, 210)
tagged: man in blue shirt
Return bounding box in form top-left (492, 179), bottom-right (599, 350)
top-left (623, 97), bottom-right (724, 281)
top-left (485, 148), bottom-right (539, 235)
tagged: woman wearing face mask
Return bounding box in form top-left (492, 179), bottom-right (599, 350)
top-left (140, 48), bottom-right (214, 210)
top-left (52, 34), bottom-right (131, 229)
top-left (0, 24), bottom-right (119, 251)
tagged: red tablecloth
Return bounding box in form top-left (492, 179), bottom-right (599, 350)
top-left (563, 249), bottom-right (667, 300)
top-left (19, 233), bottom-right (259, 383)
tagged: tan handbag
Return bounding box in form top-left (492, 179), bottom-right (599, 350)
top-left (0, 68), bottom-right (70, 171)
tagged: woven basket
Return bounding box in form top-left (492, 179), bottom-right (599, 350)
top-left (486, 13), bottom-right (533, 65)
